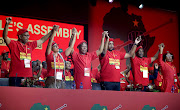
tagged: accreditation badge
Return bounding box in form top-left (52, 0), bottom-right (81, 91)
top-left (143, 69), bottom-right (148, 78)
top-left (24, 59), bottom-right (31, 68)
top-left (56, 72), bottom-right (63, 80)
top-left (174, 79), bottom-right (177, 82)
top-left (84, 68), bottom-right (90, 77)
top-left (115, 65), bottom-right (120, 69)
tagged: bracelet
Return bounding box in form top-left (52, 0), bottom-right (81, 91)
top-left (134, 43), bottom-right (137, 45)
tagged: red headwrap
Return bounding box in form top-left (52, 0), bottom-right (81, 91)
top-left (17, 28), bottom-right (28, 36)
top-left (77, 40), bottom-right (87, 48)
top-left (135, 46), bottom-right (143, 53)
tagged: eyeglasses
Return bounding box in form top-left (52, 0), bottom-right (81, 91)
top-left (166, 54), bottom-right (173, 57)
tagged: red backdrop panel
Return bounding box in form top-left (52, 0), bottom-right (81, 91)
top-left (88, 0), bottom-right (179, 73)
top-left (0, 15), bottom-right (84, 62)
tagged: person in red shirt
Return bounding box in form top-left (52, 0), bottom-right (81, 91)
top-left (99, 33), bottom-right (142, 91)
top-left (32, 60), bottom-right (43, 80)
top-left (45, 27), bottom-right (77, 88)
top-left (91, 64), bottom-right (101, 83)
top-left (3, 17), bottom-right (58, 86)
top-left (131, 43), bottom-right (159, 91)
top-left (119, 65), bottom-right (135, 91)
top-left (119, 72), bottom-right (128, 91)
top-left (151, 64), bottom-right (163, 91)
top-left (70, 31), bottom-right (106, 89)
top-left (158, 43), bottom-right (179, 92)
top-left (41, 61), bottom-right (48, 79)
top-left (64, 61), bottom-right (74, 81)
top-left (0, 50), bottom-right (10, 78)
top-left (176, 73), bottom-right (180, 93)
top-left (172, 73), bottom-right (180, 93)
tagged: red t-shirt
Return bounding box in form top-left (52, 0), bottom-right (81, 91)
top-left (127, 70), bottom-right (134, 84)
top-left (41, 68), bottom-right (48, 79)
top-left (131, 56), bottom-right (151, 86)
top-left (72, 51), bottom-right (98, 89)
top-left (173, 74), bottom-right (180, 93)
top-left (32, 70), bottom-right (45, 80)
top-left (91, 68), bottom-right (100, 83)
top-left (8, 40), bottom-right (37, 77)
top-left (158, 54), bottom-right (177, 92)
top-left (46, 51), bottom-right (66, 77)
top-left (1, 60), bottom-right (10, 78)
top-left (64, 70), bottom-right (74, 81)
top-left (154, 72), bottom-right (163, 88)
top-left (120, 73), bottom-right (128, 91)
top-left (100, 50), bottom-right (126, 82)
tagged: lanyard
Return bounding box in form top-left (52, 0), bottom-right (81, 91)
top-left (19, 42), bottom-right (28, 55)
top-left (85, 56), bottom-right (87, 67)
top-left (54, 53), bottom-right (63, 71)
top-left (166, 62), bottom-right (175, 70)
top-left (108, 50), bottom-right (116, 58)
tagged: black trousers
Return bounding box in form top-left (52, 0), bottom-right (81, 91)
top-left (9, 77), bottom-right (24, 87)
top-left (100, 82), bottom-right (120, 91)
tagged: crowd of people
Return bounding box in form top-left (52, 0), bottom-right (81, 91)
top-left (0, 17), bottom-right (179, 93)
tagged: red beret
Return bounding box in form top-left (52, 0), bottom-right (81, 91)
top-left (52, 41), bottom-right (58, 46)
top-left (17, 28), bottom-right (28, 36)
top-left (135, 46), bottom-right (143, 53)
top-left (109, 38), bottom-right (114, 42)
top-left (77, 40), bottom-right (87, 48)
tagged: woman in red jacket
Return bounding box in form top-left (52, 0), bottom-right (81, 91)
top-left (158, 43), bottom-right (179, 92)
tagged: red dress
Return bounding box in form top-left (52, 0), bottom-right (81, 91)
top-left (158, 54), bottom-right (177, 92)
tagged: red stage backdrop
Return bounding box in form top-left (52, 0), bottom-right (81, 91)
top-left (0, 15), bottom-right (84, 61)
top-left (88, 0), bottom-right (179, 73)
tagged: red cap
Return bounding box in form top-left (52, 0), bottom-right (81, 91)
top-left (77, 40), bottom-right (87, 48)
top-left (17, 28), bottom-right (28, 36)
top-left (109, 38), bottom-right (114, 42)
top-left (52, 41), bottom-right (58, 46)
top-left (1, 50), bottom-right (9, 55)
top-left (135, 46), bottom-right (143, 53)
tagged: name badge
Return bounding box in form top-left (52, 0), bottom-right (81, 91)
top-left (24, 59), bottom-right (30, 68)
top-left (143, 69), bottom-right (148, 78)
top-left (84, 68), bottom-right (90, 77)
top-left (115, 65), bottom-right (120, 69)
top-left (174, 79), bottom-right (177, 82)
top-left (56, 72), bottom-right (63, 80)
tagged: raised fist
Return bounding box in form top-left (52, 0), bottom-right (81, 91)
top-left (53, 25), bottom-right (59, 32)
top-left (72, 27), bottom-right (77, 35)
top-left (102, 31), bottom-right (108, 37)
top-left (135, 35), bottom-right (142, 45)
top-left (6, 17), bottom-right (12, 24)
top-left (158, 43), bottom-right (165, 49)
